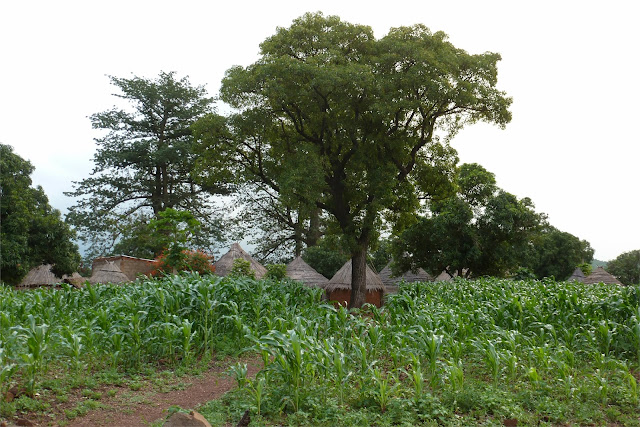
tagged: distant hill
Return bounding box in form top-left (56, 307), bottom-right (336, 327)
top-left (591, 259), bottom-right (607, 268)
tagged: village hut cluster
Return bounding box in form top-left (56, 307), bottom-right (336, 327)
top-left (14, 244), bottom-right (628, 305)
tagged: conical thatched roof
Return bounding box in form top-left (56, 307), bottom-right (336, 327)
top-left (63, 272), bottom-right (87, 288)
top-left (435, 270), bottom-right (455, 281)
top-left (583, 266), bottom-right (623, 285)
top-left (286, 256), bottom-right (328, 287)
top-left (567, 267), bottom-right (586, 282)
top-left (379, 262), bottom-right (433, 286)
top-left (325, 260), bottom-right (385, 292)
top-left (18, 264), bottom-right (62, 287)
top-left (213, 243), bottom-right (267, 279)
top-left (89, 261), bottom-right (129, 285)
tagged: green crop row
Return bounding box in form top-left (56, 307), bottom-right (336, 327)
top-left (1, 275), bottom-right (639, 425)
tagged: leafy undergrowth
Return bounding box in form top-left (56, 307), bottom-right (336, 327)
top-left (2, 275), bottom-right (640, 425)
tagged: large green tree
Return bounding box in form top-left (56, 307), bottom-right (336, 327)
top-left (205, 13), bottom-right (511, 307)
top-left (526, 227), bottom-right (594, 280)
top-left (606, 250), bottom-right (640, 285)
top-left (193, 109), bottom-right (326, 262)
top-left (66, 72), bottom-right (226, 259)
top-left (392, 164), bottom-right (542, 278)
top-left (0, 144), bottom-right (81, 285)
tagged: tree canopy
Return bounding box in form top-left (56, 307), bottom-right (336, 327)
top-left (526, 227), bottom-right (594, 280)
top-left (391, 163), bottom-right (594, 280)
top-left (606, 250), bottom-right (640, 285)
top-left (200, 12), bottom-right (512, 307)
top-left (0, 144), bottom-right (81, 285)
top-left (66, 72), bottom-right (225, 259)
top-left (392, 163), bottom-right (542, 278)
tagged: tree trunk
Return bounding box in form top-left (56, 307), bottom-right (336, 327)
top-left (349, 245), bottom-right (368, 309)
top-left (306, 207), bottom-right (322, 247)
top-left (152, 166), bottom-right (163, 215)
top-left (294, 220), bottom-right (303, 257)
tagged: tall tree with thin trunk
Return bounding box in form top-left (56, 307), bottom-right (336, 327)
top-left (66, 72), bottom-right (227, 258)
top-left (210, 13), bottom-right (512, 307)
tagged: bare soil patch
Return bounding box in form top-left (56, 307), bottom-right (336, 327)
top-left (6, 356), bottom-right (262, 427)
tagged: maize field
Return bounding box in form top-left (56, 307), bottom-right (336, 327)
top-left (1, 275), bottom-right (639, 425)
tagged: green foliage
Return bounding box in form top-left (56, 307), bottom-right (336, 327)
top-left (368, 238), bottom-right (393, 273)
top-left (512, 267), bottom-right (536, 281)
top-left (148, 209), bottom-right (201, 252)
top-left (393, 163), bottom-right (594, 280)
top-left (265, 264), bottom-right (287, 280)
top-left (579, 262), bottom-right (593, 277)
top-left (393, 164), bottom-right (543, 278)
top-left (152, 249), bottom-right (214, 276)
top-left (302, 236), bottom-right (350, 279)
top-left (607, 250), bottom-right (640, 285)
top-left (0, 144), bottom-right (81, 285)
top-left (527, 227), bottom-right (594, 280)
top-left (229, 259), bottom-right (255, 279)
top-left (66, 72), bottom-right (225, 259)
top-left (203, 12), bottom-right (511, 307)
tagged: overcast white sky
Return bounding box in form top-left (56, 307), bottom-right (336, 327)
top-left (1, 0), bottom-right (638, 261)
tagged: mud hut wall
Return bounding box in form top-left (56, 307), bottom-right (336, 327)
top-left (119, 257), bottom-right (156, 281)
top-left (326, 289), bottom-right (383, 308)
top-left (92, 256), bottom-right (156, 281)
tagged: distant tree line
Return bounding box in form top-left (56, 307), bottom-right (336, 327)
top-left (2, 13), bottom-right (637, 294)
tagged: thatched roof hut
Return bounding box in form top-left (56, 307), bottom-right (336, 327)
top-left (583, 266), bottom-right (623, 285)
top-left (286, 256), bottom-right (328, 287)
top-left (213, 243), bottom-right (267, 279)
top-left (92, 255), bottom-right (156, 281)
top-left (435, 270), bottom-right (455, 281)
top-left (89, 261), bottom-right (129, 285)
top-left (379, 262), bottom-right (433, 287)
top-left (325, 260), bottom-right (385, 307)
top-left (62, 272), bottom-right (87, 288)
top-left (567, 267), bottom-right (585, 283)
top-left (18, 264), bottom-right (62, 288)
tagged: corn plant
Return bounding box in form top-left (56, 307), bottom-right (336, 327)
top-left (474, 339), bottom-right (501, 383)
top-left (228, 362), bottom-right (249, 388)
top-left (446, 359), bottom-right (464, 393)
top-left (0, 346), bottom-right (17, 397)
top-left (593, 369), bottom-right (609, 404)
top-left (248, 375), bottom-right (267, 415)
top-left (406, 353), bottom-right (424, 403)
top-left (624, 371), bottom-right (638, 404)
top-left (61, 327), bottom-right (84, 373)
top-left (179, 318), bottom-right (195, 363)
top-left (371, 368), bottom-right (397, 413)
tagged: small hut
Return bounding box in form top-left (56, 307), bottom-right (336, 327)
top-left (213, 243), bottom-right (267, 279)
top-left (379, 262), bottom-right (432, 293)
top-left (18, 264), bottom-right (62, 288)
top-left (286, 256), bottom-right (328, 288)
top-left (435, 270), bottom-right (455, 281)
top-left (583, 266), bottom-right (623, 285)
top-left (325, 260), bottom-right (385, 307)
top-left (62, 272), bottom-right (87, 288)
top-left (567, 267), bottom-right (586, 283)
top-left (92, 255), bottom-right (156, 281)
top-left (89, 261), bottom-right (129, 285)
top-left (434, 268), bottom-right (469, 281)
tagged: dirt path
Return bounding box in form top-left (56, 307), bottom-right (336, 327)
top-left (67, 358), bottom-right (262, 427)
top-left (4, 357), bottom-right (263, 427)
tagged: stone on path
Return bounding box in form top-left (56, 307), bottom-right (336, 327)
top-left (163, 411), bottom-right (211, 427)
